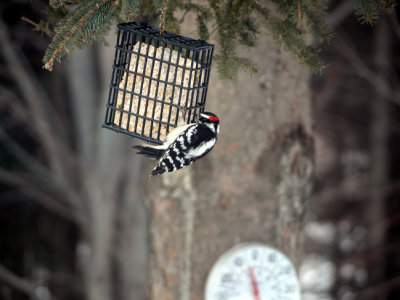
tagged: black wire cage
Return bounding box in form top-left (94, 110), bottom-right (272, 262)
top-left (103, 22), bottom-right (214, 144)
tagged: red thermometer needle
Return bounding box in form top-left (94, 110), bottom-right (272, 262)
top-left (249, 267), bottom-right (261, 300)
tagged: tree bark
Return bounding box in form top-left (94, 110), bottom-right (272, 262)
top-left (367, 15), bottom-right (390, 299)
top-left (66, 34), bottom-right (149, 300)
top-left (148, 18), bottom-right (313, 300)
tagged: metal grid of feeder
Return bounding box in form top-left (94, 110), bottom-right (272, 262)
top-left (103, 22), bottom-right (214, 144)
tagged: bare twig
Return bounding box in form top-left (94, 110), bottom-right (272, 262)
top-left (0, 19), bottom-right (85, 211)
top-left (389, 11), bottom-right (400, 40)
top-left (22, 187), bottom-right (86, 226)
top-left (297, 0), bottom-right (302, 21)
top-left (0, 124), bottom-right (83, 218)
top-left (325, 0), bottom-right (354, 28)
top-left (0, 127), bottom-right (49, 177)
top-left (0, 263), bottom-right (35, 296)
top-left (0, 263), bottom-right (62, 300)
top-left (0, 19), bottom-right (68, 176)
top-left (21, 16), bottom-right (38, 27)
top-left (21, 16), bottom-right (54, 37)
top-left (334, 30), bottom-right (400, 106)
top-left (0, 125), bottom-right (83, 214)
top-left (0, 91), bottom-right (82, 213)
top-left (179, 8), bottom-right (191, 23)
top-left (314, 60), bottom-right (346, 112)
top-left (47, 271), bottom-right (82, 292)
top-left (0, 86), bottom-right (34, 128)
top-left (367, 16), bottom-right (390, 291)
top-left (357, 276), bottom-right (400, 299)
top-left (0, 167), bottom-right (84, 225)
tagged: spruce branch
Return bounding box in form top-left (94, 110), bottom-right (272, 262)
top-left (304, 11), bottom-right (334, 41)
top-left (355, 0), bottom-right (379, 24)
top-left (50, 0), bottom-right (82, 9)
top-left (229, 56), bottom-right (258, 74)
top-left (39, 0), bottom-right (394, 78)
top-left (183, 2), bottom-right (211, 38)
top-left (209, 0), bottom-right (261, 79)
top-left (21, 17), bottom-right (54, 37)
top-left (255, 2), bottom-right (326, 72)
top-left (196, 14), bottom-right (209, 40)
top-left (237, 17), bottom-right (258, 47)
top-left (268, 16), bottom-right (325, 71)
top-left (121, 0), bottom-right (140, 20)
top-left (43, 0), bottom-right (115, 71)
top-left (355, 0), bottom-right (396, 24)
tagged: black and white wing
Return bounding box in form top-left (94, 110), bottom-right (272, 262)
top-left (151, 124), bottom-right (217, 176)
top-left (133, 123), bottom-right (194, 160)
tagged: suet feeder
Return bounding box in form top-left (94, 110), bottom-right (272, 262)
top-left (103, 22), bottom-right (214, 144)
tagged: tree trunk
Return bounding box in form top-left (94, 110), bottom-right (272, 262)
top-left (66, 34), bottom-right (149, 300)
top-left (367, 15), bottom-right (390, 299)
top-left (148, 18), bottom-right (313, 300)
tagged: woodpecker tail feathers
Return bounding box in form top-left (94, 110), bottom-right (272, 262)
top-left (151, 166), bottom-right (164, 176)
top-left (133, 144), bottom-right (165, 160)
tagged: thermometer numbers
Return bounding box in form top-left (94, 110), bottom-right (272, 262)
top-left (205, 243), bottom-right (301, 300)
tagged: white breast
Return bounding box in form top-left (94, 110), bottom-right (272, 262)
top-left (186, 139), bottom-right (216, 159)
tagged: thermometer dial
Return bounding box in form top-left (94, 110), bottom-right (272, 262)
top-left (205, 243), bottom-right (301, 300)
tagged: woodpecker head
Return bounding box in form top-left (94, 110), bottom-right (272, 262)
top-left (199, 112), bottom-right (220, 134)
top-left (199, 112), bottom-right (219, 124)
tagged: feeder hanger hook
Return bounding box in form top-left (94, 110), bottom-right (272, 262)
top-left (159, 0), bottom-right (168, 35)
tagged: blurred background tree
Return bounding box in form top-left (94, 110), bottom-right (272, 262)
top-left (0, 1), bottom-right (399, 300)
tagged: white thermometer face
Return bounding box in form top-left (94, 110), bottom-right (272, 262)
top-left (205, 243), bottom-right (300, 300)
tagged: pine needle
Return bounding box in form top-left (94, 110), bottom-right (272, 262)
top-left (43, 0), bottom-right (113, 71)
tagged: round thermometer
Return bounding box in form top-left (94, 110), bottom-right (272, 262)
top-left (205, 243), bottom-right (301, 300)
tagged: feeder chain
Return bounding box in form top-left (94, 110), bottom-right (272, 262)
top-left (159, 0), bottom-right (168, 35)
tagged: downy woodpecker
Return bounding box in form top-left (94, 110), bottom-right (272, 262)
top-left (134, 112), bottom-right (220, 176)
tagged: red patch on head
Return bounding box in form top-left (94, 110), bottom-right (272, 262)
top-left (209, 116), bottom-right (219, 122)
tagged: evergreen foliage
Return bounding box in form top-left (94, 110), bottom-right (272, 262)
top-left (43, 0), bottom-right (116, 70)
top-left (120, 0), bottom-right (139, 20)
top-left (21, 17), bottom-right (54, 37)
top-left (355, 0), bottom-right (396, 24)
top-left (39, 0), bottom-right (396, 78)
